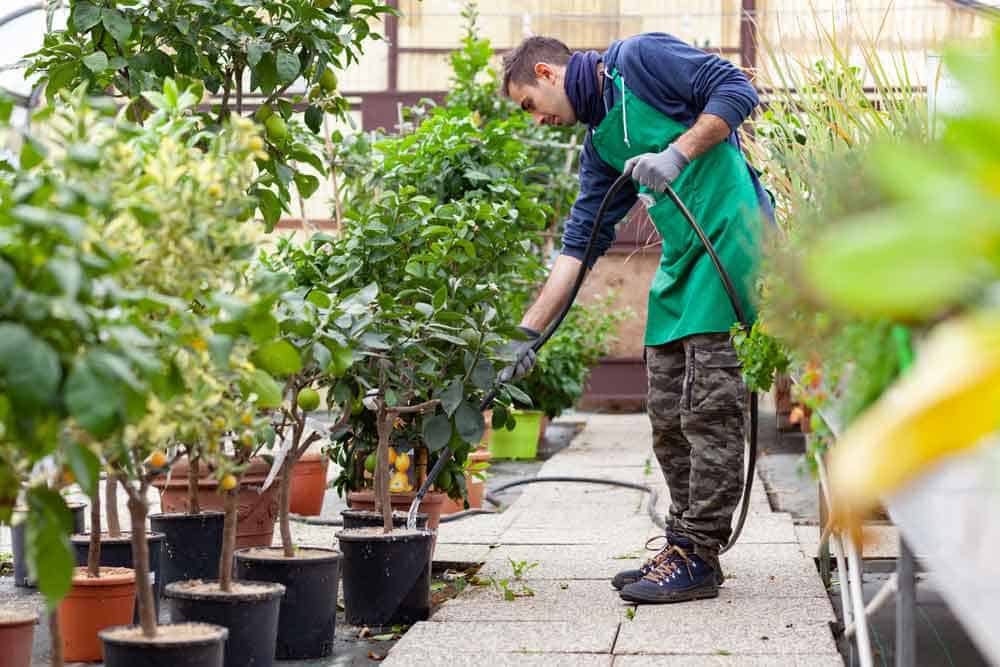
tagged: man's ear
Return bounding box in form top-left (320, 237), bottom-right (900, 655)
top-left (533, 62), bottom-right (557, 84)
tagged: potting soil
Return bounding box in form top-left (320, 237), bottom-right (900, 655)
top-left (240, 546), bottom-right (337, 560)
top-left (100, 622), bottom-right (226, 643)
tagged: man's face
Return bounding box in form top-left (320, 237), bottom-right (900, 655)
top-left (507, 63), bottom-right (577, 127)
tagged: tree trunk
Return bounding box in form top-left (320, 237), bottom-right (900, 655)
top-left (187, 454), bottom-right (201, 515)
top-left (126, 485), bottom-right (157, 639)
top-left (218, 480), bottom-right (240, 592)
top-left (375, 407), bottom-right (392, 534)
top-left (87, 486), bottom-right (101, 578)
top-left (49, 610), bottom-right (63, 667)
top-left (105, 473), bottom-right (121, 537)
top-left (279, 459), bottom-right (295, 558)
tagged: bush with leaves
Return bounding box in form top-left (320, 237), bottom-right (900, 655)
top-left (26, 0), bottom-right (394, 230)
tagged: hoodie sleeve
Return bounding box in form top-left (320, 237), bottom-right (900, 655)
top-left (619, 33), bottom-right (758, 131)
top-left (560, 134), bottom-right (638, 267)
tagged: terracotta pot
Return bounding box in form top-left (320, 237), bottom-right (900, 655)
top-left (289, 452), bottom-right (329, 517)
top-left (347, 490), bottom-right (446, 531)
top-left (152, 457), bottom-right (280, 548)
top-left (58, 567), bottom-right (136, 662)
top-left (439, 449), bottom-right (492, 515)
top-left (0, 608), bottom-right (37, 667)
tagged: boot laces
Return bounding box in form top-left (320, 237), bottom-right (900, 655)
top-left (642, 545), bottom-right (694, 583)
top-left (639, 535), bottom-right (671, 569)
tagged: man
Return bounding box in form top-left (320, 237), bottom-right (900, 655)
top-left (500, 33), bottom-right (773, 604)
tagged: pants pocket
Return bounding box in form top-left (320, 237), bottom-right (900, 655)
top-left (688, 343), bottom-right (745, 415)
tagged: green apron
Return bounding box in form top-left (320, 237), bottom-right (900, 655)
top-left (591, 70), bottom-right (761, 346)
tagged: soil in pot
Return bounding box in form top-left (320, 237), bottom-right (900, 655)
top-left (234, 547), bottom-right (339, 660)
top-left (340, 509), bottom-right (428, 531)
top-left (153, 457), bottom-right (280, 548)
top-left (58, 566), bottom-right (136, 662)
top-left (336, 527), bottom-right (434, 627)
top-left (71, 531), bottom-right (163, 622)
top-left (164, 580), bottom-right (284, 667)
top-left (150, 511), bottom-right (225, 587)
top-left (288, 452), bottom-right (329, 516)
top-left (12, 502), bottom-right (85, 587)
top-left (0, 608), bottom-right (38, 667)
top-left (99, 622), bottom-right (228, 667)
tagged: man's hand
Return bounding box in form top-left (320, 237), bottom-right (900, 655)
top-left (498, 326), bottom-right (541, 382)
top-left (624, 144), bottom-right (690, 192)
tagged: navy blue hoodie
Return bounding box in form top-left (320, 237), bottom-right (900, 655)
top-left (560, 33), bottom-right (773, 266)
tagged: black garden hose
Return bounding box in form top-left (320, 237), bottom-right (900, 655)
top-left (407, 167), bottom-right (759, 556)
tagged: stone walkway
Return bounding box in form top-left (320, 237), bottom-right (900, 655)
top-left (383, 414), bottom-right (843, 666)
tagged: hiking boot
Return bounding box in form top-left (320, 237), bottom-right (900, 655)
top-left (618, 542), bottom-right (719, 604)
top-left (612, 531), bottom-right (724, 590)
top-left (611, 534), bottom-right (674, 590)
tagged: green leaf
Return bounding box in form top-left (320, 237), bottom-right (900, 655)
top-left (251, 340), bottom-right (303, 376)
top-left (46, 64), bottom-right (78, 98)
top-left (491, 404), bottom-right (508, 429)
top-left (0, 324), bottom-right (61, 410)
top-left (247, 41), bottom-right (266, 68)
top-left (432, 285), bottom-right (447, 309)
top-left (101, 8), bottom-right (132, 44)
top-left (64, 441), bottom-right (100, 497)
top-left (26, 487), bottom-right (74, 608)
top-left (455, 401), bottom-right (485, 444)
top-left (472, 359), bottom-right (494, 390)
top-left (242, 369), bottom-right (284, 408)
top-left (245, 311), bottom-right (280, 344)
top-left (439, 380), bottom-right (463, 417)
top-left (294, 173), bottom-right (320, 199)
top-left (505, 383), bottom-right (533, 407)
top-left (82, 51), bottom-right (109, 73)
top-left (65, 354), bottom-right (121, 437)
top-left (422, 413), bottom-right (452, 452)
top-left (257, 189), bottom-right (282, 232)
top-left (71, 2), bottom-right (102, 32)
top-left (20, 135), bottom-right (47, 169)
top-left (207, 334), bottom-right (234, 369)
top-left (304, 105), bottom-right (324, 134)
top-left (212, 24), bottom-right (238, 41)
top-left (276, 50), bottom-right (300, 84)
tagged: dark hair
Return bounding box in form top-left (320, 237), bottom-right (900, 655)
top-left (501, 36), bottom-right (572, 96)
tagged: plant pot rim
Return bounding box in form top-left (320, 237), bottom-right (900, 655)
top-left (336, 527), bottom-right (435, 543)
top-left (163, 580), bottom-right (285, 603)
top-left (0, 609), bottom-right (38, 627)
top-left (70, 566), bottom-right (136, 586)
top-left (149, 510), bottom-right (225, 521)
top-left (234, 546), bottom-right (341, 565)
top-left (347, 490), bottom-right (446, 503)
top-left (70, 531), bottom-right (164, 545)
top-left (99, 622), bottom-right (229, 647)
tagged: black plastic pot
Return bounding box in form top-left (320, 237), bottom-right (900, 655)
top-left (99, 622), bottom-right (228, 667)
top-left (234, 547), bottom-right (340, 659)
top-left (12, 502), bottom-right (86, 587)
top-left (340, 509), bottom-right (429, 531)
top-left (164, 580), bottom-right (284, 667)
top-left (336, 528), bottom-right (434, 627)
top-left (71, 531), bottom-right (164, 622)
top-left (150, 511), bottom-right (225, 587)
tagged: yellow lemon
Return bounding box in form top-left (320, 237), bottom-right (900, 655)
top-left (395, 452), bottom-right (411, 473)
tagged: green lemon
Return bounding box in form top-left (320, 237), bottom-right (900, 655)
top-left (314, 0), bottom-right (333, 8)
top-left (254, 104), bottom-right (273, 123)
top-left (351, 397), bottom-right (364, 416)
top-left (264, 115), bottom-right (288, 143)
top-left (319, 67), bottom-right (338, 92)
top-left (297, 387), bottom-right (321, 412)
top-left (364, 452), bottom-right (377, 474)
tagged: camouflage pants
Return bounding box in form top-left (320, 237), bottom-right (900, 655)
top-left (647, 333), bottom-right (747, 561)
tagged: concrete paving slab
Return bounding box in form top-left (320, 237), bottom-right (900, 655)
top-left (618, 597), bottom-right (838, 656)
top-left (390, 619), bottom-right (620, 654)
top-left (478, 544), bottom-right (646, 580)
top-left (723, 512), bottom-right (798, 544)
top-left (432, 579), bottom-right (630, 622)
top-left (613, 655), bottom-right (843, 666)
top-left (433, 543), bottom-right (496, 563)
top-left (383, 651), bottom-right (613, 667)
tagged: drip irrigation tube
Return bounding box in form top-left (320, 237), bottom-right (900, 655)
top-left (407, 167), bottom-right (759, 556)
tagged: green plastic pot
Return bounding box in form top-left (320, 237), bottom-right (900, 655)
top-left (489, 410), bottom-right (543, 460)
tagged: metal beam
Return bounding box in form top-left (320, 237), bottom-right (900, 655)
top-left (740, 0), bottom-right (758, 73)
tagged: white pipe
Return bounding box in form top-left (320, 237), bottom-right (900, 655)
top-left (844, 573), bottom-right (897, 638)
top-left (815, 455), bottom-right (854, 629)
top-left (845, 532), bottom-right (875, 667)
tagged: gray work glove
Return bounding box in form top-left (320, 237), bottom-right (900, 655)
top-left (498, 326), bottom-right (540, 382)
top-left (624, 144), bottom-right (690, 192)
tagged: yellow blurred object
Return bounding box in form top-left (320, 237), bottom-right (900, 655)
top-left (395, 452), bottom-right (411, 473)
top-left (828, 313), bottom-right (1000, 531)
top-left (389, 472), bottom-right (408, 493)
top-left (388, 448), bottom-right (397, 466)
